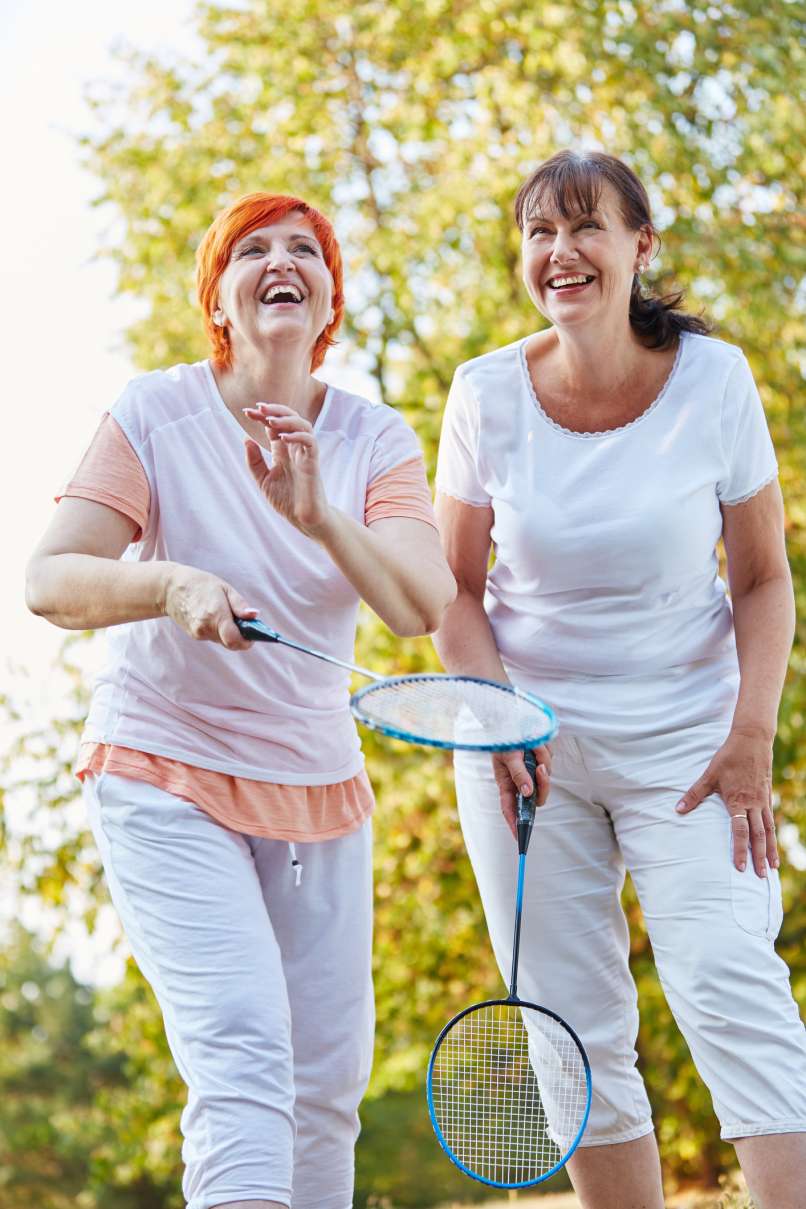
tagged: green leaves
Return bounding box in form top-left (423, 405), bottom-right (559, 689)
top-left (3, 0), bottom-right (804, 1199)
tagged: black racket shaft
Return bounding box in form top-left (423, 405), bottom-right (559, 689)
top-left (235, 616), bottom-right (378, 679)
top-left (510, 749), bottom-right (537, 1001)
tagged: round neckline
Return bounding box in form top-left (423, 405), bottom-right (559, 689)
top-left (518, 333), bottom-right (686, 440)
top-left (202, 360), bottom-right (334, 446)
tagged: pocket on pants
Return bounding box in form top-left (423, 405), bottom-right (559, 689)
top-left (730, 863), bottom-right (783, 940)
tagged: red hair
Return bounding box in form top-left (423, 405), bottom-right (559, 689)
top-left (195, 193), bottom-right (344, 372)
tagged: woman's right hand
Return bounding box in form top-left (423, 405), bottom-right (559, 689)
top-left (492, 746), bottom-right (552, 839)
top-left (163, 565), bottom-right (258, 650)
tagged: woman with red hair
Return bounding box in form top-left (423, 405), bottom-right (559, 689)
top-left (26, 193), bottom-right (455, 1209)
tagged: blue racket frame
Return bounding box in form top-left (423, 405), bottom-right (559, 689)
top-left (426, 997), bottom-right (592, 1189)
top-left (350, 675), bottom-right (558, 752)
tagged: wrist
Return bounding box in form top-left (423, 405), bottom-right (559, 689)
top-left (157, 562), bottom-right (182, 616)
top-left (730, 720), bottom-right (776, 744)
top-left (302, 506), bottom-right (340, 545)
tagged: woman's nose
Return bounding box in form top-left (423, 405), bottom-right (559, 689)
top-left (263, 245), bottom-right (295, 271)
top-left (550, 232), bottom-right (578, 262)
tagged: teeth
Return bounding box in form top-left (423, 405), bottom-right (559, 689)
top-left (262, 283), bottom-right (303, 304)
top-left (549, 275), bottom-right (592, 288)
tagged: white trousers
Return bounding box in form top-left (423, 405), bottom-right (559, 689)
top-left (83, 773), bottom-right (375, 1209)
top-left (454, 721), bottom-right (806, 1145)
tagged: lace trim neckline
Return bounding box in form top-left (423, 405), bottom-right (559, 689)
top-left (518, 335), bottom-right (686, 440)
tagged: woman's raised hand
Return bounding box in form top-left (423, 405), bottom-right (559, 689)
top-left (675, 727), bottom-right (779, 875)
top-left (492, 745), bottom-right (552, 839)
top-left (243, 402), bottom-right (332, 538)
top-left (163, 565), bottom-right (257, 649)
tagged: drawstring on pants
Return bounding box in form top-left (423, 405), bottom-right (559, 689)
top-left (288, 842), bottom-right (303, 887)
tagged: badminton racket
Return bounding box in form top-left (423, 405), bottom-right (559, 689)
top-left (235, 617), bottom-right (557, 752)
top-left (426, 752), bottom-right (591, 1187)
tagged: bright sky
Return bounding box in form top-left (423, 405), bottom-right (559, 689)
top-left (1, 0), bottom-right (203, 682)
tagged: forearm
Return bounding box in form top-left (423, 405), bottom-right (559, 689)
top-left (731, 573), bottom-right (796, 739)
top-left (432, 586), bottom-right (508, 681)
top-left (313, 510), bottom-right (455, 636)
top-left (26, 554), bottom-right (175, 630)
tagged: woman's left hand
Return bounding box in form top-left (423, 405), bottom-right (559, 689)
top-left (675, 727), bottom-right (778, 876)
top-left (243, 403), bottom-right (332, 538)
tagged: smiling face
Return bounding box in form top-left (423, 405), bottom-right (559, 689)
top-left (215, 212), bottom-right (334, 365)
top-left (520, 181), bottom-right (652, 331)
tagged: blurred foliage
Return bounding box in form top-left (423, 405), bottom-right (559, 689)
top-left (3, 0), bottom-right (804, 1203)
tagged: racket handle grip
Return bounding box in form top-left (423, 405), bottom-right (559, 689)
top-left (235, 617), bottom-right (280, 643)
top-left (516, 749), bottom-right (538, 854)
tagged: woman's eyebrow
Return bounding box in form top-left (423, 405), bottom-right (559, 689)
top-left (527, 209), bottom-right (602, 226)
top-left (234, 230), bottom-right (321, 248)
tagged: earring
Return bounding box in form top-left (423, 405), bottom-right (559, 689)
top-left (213, 310), bottom-right (226, 327)
top-left (328, 308), bottom-right (335, 325)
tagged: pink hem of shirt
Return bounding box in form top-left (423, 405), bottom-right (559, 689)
top-left (77, 743), bottom-right (374, 841)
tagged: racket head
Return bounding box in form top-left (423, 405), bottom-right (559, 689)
top-left (350, 675), bottom-right (557, 751)
top-left (426, 997), bottom-right (592, 1189)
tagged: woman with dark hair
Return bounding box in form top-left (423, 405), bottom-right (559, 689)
top-left (25, 192), bottom-right (455, 1209)
top-left (434, 151), bottom-right (806, 1208)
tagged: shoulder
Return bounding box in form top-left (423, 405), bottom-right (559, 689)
top-left (447, 338), bottom-right (524, 418)
top-left (454, 338), bottom-right (525, 393)
top-left (323, 384), bottom-right (419, 445)
top-left (110, 361), bottom-right (214, 449)
top-left (678, 332), bottom-right (749, 387)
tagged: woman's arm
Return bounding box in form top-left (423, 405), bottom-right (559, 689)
top-left (25, 497), bottom-right (256, 649)
top-left (432, 494), bottom-right (507, 680)
top-left (432, 493), bottom-right (550, 827)
top-left (244, 402), bottom-right (456, 637)
top-left (676, 480), bottom-right (793, 873)
top-left (723, 480), bottom-right (795, 740)
top-left (318, 512), bottom-right (456, 637)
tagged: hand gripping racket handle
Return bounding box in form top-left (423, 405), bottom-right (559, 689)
top-left (235, 618), bottom-right (282, 643)
top-left (516, 749), bottom-right (538, 856)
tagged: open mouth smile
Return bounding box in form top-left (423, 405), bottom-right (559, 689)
top-left (260, 283), bottom-right (305, 306)
top-left (546, 274), bottom-right (595, 293)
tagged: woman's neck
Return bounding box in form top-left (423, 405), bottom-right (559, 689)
top-left (212, 347), bottom-right (325, 424)
top-left (550, 318), bottom-right (647, 401)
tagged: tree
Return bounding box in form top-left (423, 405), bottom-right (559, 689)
top-left (4, 0), bottom-right (804, 1195)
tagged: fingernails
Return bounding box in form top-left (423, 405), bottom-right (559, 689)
top-left (675, 801), bottom-right (686, 812)
top-left (772, 857), bottom-right (780, 869)
top-left (738, 861), bottom-right (746, 872)
top-left (520, 782), bottom-right (531, 795)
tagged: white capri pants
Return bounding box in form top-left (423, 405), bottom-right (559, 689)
top-left (83, 773), bottom-right (375, 1209)
top-left (454, 720), bottom-right (806, 1145)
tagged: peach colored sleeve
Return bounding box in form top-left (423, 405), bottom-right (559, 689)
top-left (57, 413), bottom-right (150, 540)
top-left (364, 455), bottom-right (437, 529)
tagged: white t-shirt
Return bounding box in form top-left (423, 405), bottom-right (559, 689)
top-left (81, 360), bottom-right (430, 783)
top-left (436, 332), bottom-right (779, 737)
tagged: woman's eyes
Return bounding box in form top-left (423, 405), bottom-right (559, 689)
top-left (237, 243), bottom-right (318, 257)
top-left (529, 221), bottom-right (600, 237)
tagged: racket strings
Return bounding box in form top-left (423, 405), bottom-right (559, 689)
top-left (352, 676), bottom-right (555, 750)
top-left (430, 1003), bottom-right (589, 1185)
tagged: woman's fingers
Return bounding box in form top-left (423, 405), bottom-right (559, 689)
top-left (729, 809), bottom-right (751, 873)
top-left (243, 405), bottom-right (313, 434)
top-left (219, 587), bottom-right (258, 649)
top-left (763, 801), bottom-right (780, 870)
top-left (535, 762), bottom-right (550, 807)
top-left (492, 747), bottom-right (553, 839)
top-left (728, 803), bottom-right (775, 877)
top-left (675, 769), bottom-right (713, 814)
